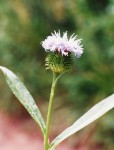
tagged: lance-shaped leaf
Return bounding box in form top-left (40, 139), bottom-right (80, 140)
top-left (51, 94), bottom-right (114, 149)
top-left (0, 66), bottom-right (46, 135)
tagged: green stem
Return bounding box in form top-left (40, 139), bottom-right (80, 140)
top-left (44, 73), bottom-right (61, 150)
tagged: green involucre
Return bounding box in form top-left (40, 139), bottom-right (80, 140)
top-left (45, 52), bottom-right (73, 73)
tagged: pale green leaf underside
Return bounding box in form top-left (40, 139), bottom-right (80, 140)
top-left (0, 66), bottom-right (46, 134)
top-left (51, 94), bottom-right (114, 149)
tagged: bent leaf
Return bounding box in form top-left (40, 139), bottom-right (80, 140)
top-left (0, 66), bottom-right (46, 135)
top-left (51, 94), bottom-right (114, 149)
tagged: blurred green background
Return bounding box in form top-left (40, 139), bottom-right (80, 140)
top-left (0, 0), bottom-right (114, 149)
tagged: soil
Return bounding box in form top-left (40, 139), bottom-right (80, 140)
top-left (0, 111), bottom-right (74, 150)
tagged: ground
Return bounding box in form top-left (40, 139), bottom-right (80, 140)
top-left (0, 111), bottom-right (75, 150)
top-left (0, 110), bottom-right (106, 150)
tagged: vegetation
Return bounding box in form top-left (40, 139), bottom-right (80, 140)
top-left (0, 0), bottom-right (114, 148)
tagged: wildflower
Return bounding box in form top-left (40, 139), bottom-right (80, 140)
top-left (41, 31), bottom-right (84, 73)
top-left (41, 31), bottom-right (83, 58)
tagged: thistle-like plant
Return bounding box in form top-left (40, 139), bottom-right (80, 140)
top-left (0, 31), bottom-right (114, 150)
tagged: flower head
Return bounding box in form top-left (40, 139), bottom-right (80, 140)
top-left (41, 31), bottom-right (83, 58)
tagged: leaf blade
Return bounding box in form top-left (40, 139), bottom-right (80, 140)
top-left (51, 94), bottom-right (114, 149)
top-left (0, 66), bottom-right (46, 135)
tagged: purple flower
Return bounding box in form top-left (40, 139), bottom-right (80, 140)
top-left (41, 31), bottom-right (83, 58)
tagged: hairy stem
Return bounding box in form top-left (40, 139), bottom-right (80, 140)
top-left (44, 73), bottom-right (61, 150)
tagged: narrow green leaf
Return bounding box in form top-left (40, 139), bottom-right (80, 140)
top-left (0, 66), bottom-right (46, 135)
top-left (51, 94), bottom-right (114, 149)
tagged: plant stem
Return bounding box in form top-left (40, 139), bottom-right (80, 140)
top-left (44, 72), bottom-right (60, 150)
